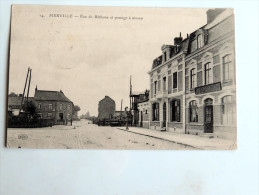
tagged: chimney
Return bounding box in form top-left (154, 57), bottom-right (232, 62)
top-left (174, 32), bottom-right (183, 45)
top-left (206, 8), bottom-right (226, 24)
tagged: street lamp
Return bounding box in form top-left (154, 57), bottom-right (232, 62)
top-left (125, 107), bottom-right (129, 130)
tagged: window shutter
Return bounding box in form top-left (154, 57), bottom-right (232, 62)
top-left (151, 83), bottom-right (153, 98)
top-left (168, 75), bottom-right (172, 94)
top-left (177, 99), bottom-right (181, 122)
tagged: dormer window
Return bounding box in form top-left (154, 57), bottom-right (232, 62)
top-left (197, 34), bottom-right (203, 49)
top-left (163, 52), bottom-right (167, 62)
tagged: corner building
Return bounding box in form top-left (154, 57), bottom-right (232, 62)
top-left (148, 8), bottom-right (236, 140)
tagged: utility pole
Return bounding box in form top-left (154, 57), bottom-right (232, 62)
top-left (129, 75), bottom-right (132, 126)
top-left (129, 75), bottom-right (132, 111)
top-left (26, 69), bottom-right (32, 108)
top-left (19, 67), bottom-right (30, 115)
top-left (120, 99), bottom-right (123, 120)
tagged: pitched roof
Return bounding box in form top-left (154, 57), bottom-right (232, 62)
top-left (34, 90), bottom-right (72, 102)
top-left (8, 96), bottom-right (35, 109)
top-left (99, 96), bottom-right (115, 102)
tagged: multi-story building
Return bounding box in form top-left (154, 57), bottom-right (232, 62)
top-left (149, 33), bottom-right (186, 132)
top-left (34, 87), bottom-right (74, 124)
top-left (148, 8), bottom-right (236, 140)
top-left (98, 96), bottom-right (116, 120)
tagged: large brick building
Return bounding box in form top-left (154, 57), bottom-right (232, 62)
top-left (148, 8), bottom-right (236, 139)
top-left (34, 87), bottom-right (74, 124)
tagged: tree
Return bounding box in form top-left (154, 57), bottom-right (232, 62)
top-left (9, 92), bottom-right (18, 97)
top-left (74, 105), bottom-right (81, 112)
top-left (22, 100), bottom-right (39, 119)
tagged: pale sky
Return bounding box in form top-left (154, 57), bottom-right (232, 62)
top-left (9, 5), bottom-right (208, 116)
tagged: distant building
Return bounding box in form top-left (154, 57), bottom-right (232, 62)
top-left (98, 96), bottom-right (116, 119)
top-left (129, 90), bottom-right (149, 126)
top-left (8, 95), bottom-right (35, 116)
top-left (34, 87), bottom-right (74, 124)
top-left (114, 111), bottom-right (127, 119)
top-left (137, 100), bottom-right (150, 128)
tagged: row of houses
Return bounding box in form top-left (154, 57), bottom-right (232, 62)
top-left (132, 8), bottom-right (236, 140)
top-left (8, 86), bottom-right (77, 125)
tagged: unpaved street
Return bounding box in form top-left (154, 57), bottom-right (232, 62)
top-left (7, 119), bottom-right (195, 149)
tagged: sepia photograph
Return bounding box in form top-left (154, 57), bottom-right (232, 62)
top-left (6, 5), bottom-right (237, 150)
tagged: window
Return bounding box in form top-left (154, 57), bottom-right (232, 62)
top-left (152, 103), bottom-right (159, 121)
top-left (197, 34), bottom-right (203, 49)
top-left (173, 72), bottom-right (178, 89)
top-left (191, 40), bottom-right (196, 52)
top-left (49, 104), bottom-right (53, 110)
top-left (38, 113), bottom-right (42, 119)
top-left (59, 103), bottom-right (63, 110)
top-left (68, 104), bottom-right (71, 110)
top-left (158, 80), bottom-right (161, 91)
top-left (223, 54), bottom-right (233, 81)
top-left (47, 112), bottom-right (53, 117)
top-left (38, 103), bottom-right (42, 109)
top-left (204, 62), bottom-right (212, 85)
top-left (154, 81), bottom-right (157, 94)
top-left (222, 96), bottom-right (235, 125)
top-left (163, 77), bottom-right (166, 91)
top-left (164, 52), bottom-right (167, 62)
top-left (190, 68), bottom-right (197, 89)
top-left (189, 100), bottom-right (198, 122)
top-left (171, 99), bottom-right (180, 122)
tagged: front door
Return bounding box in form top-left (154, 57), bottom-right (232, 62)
top-left (59, 113), bottom-right (64, 120)
top-left (204, 98), bottom-right (213, 133)
top-left (163, 102), bottom-right (166, 128)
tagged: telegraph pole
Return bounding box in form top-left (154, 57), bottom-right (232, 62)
top-left (19, 67), bottom-right (30, 115)
top-left (26, 69), bottom-right (32, 107)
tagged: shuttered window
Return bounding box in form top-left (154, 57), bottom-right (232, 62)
top-left (173, 72), bottom-right (178, 89)
top-left (152, 103), bottom-right (159, 121)
top-left (189, 100), bottom-right (198, 122)
top-left (171, 99), bottom-right (180, 122)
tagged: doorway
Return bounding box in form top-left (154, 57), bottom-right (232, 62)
top-left (204, 98), bottom-right (213, 133)
top-left (59, 113), bottom-right (64, 120)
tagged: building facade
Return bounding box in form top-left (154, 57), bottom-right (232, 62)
top-left (98, 96), bottom-right (116, 120)
top-left (148, 8), bottom-right (236, 140)
top-left (129, 90), bottom-right (149, 126)
top-left (34, 87), bottom-right (74, 124)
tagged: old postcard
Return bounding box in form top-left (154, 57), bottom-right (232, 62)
top-left (6, 5), bottom-right (237, 149)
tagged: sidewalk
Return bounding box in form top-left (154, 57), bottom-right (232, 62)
top-left (116, 126), bottom-right (237, 150)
